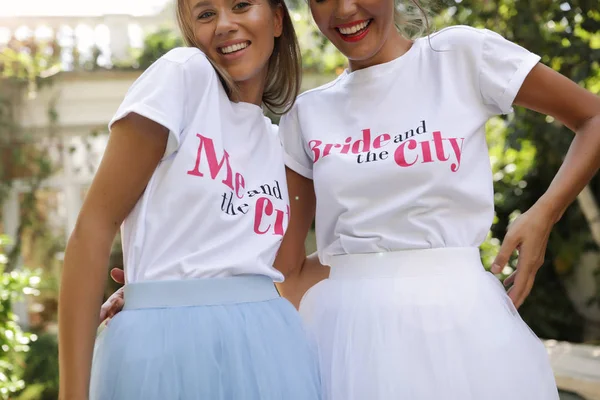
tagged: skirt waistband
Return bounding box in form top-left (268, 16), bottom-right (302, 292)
top-left (123, 275), bottom-right (279, 310)
top-left (328, 247), bottom-right (483, 279)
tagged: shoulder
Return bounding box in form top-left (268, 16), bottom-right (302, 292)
top-left (268, 120), bottom-right (279, 136)
top-left (293, 74), bottom-right (346, 109)
top-left (135, 47), bottom-right (217, 87)
top-left (279, 75), bottom-right (346, 131)
top-left (423, 25), bottom-right (521, 58)
top-left (425, 25), bottom-right (488, 51)
top-left (118, 47), bottom-right (220, 127)
top-left (265, 119), bottom-right (284, 147)
top-left (279, 75), bottom-right (346, 126)
top-left (414, 25), bottom-right (494, 74)
top-left (262, 117), bottom-right (279, 137)
top-left (128, 47), bottom-right (218, 104)
top-left (153, 47), bottom-right (215, 77)
top-left (160, 47), bottom-right (210, 66)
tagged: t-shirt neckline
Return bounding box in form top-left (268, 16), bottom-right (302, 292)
top-left (339, 37), bottom-right (423, 84)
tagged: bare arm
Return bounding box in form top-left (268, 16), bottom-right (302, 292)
top-left (58, 114), bottom-right (168, 399)
top-left (275, 168), bottom-right (329, 309)
top-left (492, 63), bottom-right (600, 307)
top-left (514, 63), bottom-right (600, 219)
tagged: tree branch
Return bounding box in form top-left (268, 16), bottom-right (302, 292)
top-left (576, 185), bottom-right (600, 248)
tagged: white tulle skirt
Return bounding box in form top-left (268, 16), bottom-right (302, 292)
top-left (300, 247), bottom-right (559, 400)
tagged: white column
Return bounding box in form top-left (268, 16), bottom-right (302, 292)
top-left (62, 136), bottom-right (82, 241)
top-left (104, 14), bottom-right (131, 62)
top-left (2, 188), bottom-right (19, 242)
top-left (2, 188), bottom-right (30, 329)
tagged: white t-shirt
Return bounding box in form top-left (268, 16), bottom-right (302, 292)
top-left (280, 26), bottom-right (540, 265)
top-left (110, 48), bottom-right (288, 283)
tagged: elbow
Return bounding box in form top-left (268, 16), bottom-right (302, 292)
top-left (276, 254), bottom-right (306, 281)
top-left (573, 111), bottom-right (600, 134)
top-left (280, 260), bottom-right (304, 280)
top-left (65, 213), bottom-right (118, 262)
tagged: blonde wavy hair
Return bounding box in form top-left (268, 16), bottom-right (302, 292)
top-left (395, 0), bottom-right (434, 39)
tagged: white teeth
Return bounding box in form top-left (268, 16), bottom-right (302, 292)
top-left (220, 42), bottom-right (249, 54)
top-left (338, 20), bottom-right (370, 35)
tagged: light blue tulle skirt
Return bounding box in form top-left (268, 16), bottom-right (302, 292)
top-left (90, 275), bottom-right (321, 400)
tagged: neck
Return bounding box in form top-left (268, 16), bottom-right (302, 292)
top-left (349, 30), bottom-right (413, 72)
top-left (236, 66), bottom-right (268, 106)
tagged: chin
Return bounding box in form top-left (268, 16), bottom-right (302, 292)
top-left (332, 36), bottom-right (381, 64)
top-left (346, 50), bottom-right (375, 62)
top-left (224, 66), bottom-right (256, 83)
top-left (342, 47), bottom-right (378, 63)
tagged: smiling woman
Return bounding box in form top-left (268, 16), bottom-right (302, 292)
top-left (57, 0), bottom-right (320, 397)
top-left (274, 0), bottom-right (600, 397)
top-left (176, 0), bottom-right (301, 113)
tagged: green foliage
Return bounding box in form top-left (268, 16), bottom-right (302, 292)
top-left (290, 9), bottom-right (347, 74)
top-left (437, 0), bottom-right (600, 340)
top-left (0, 40), bottom-right (61, 85)
top-left (0, 235), bottom-right (40, 400)
top-left (17, 333), bottom-right (59, 400)
top-left (135, 29), bottom-right (185, 70)
top-left (1, 38), bottom-right (62, 399)
top-left (0, 40), bottom-right (61, 274)
top-left (479, 118), bottom-right (537, 273)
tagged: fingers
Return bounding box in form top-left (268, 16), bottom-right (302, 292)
top-left (99, 300), bottom-right (113, 324)
top-left (99, 297), bottom-right (125, 325)
top-left (106, 297), bottom-right (125, 319)
top-left (98, 287), bottom-right (125, 325)
top-left (508, 274), bottom-right (535, 309)
top-left (503, 269), bottom-right (518, 287)
top-left (495, 211), bottom-right (549, 308)
top-left (505, 244), bottom-right (542, 308)
top-left (110, 268), bottom-right (125, 284)
top-left (506, 266), bottom-right (527, 306)
top-left (491, 233), bottom-right (519, 274)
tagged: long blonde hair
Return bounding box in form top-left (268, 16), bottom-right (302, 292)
top-left (394, 0), bottom-right (433, 39)
top-left (176, 0), bottom-right (302, 114)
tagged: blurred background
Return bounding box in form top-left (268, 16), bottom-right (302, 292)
top-left (0, 0), bottom-right (599, 399)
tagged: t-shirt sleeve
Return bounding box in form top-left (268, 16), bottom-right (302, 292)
top-left (279, 105), bottom-right (314, 179)
top-left (479, 29), bottom-right (541, 115)
top-left (109, 49), bottom-right (208, 159)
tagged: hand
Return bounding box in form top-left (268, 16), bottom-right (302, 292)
top-left (490, 205), bottom-right (555, 309)
top-left (98, 268), bottom-right (126, 325)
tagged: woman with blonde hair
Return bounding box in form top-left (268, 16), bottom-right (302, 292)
top-left (58, 0), bottom-right (320, 398)
top-left (277, 0), bottom-right (600, 399)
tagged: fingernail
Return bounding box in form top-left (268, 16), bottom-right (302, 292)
top-left (491, 264), bottom-right (500, 273)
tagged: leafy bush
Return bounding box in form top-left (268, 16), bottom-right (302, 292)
top-left (0, 235), bottom-right (40, 400)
